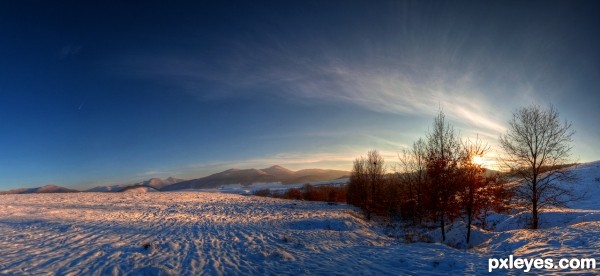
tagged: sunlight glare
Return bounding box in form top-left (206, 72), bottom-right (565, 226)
top-left (472, 155), bottom-right (485, 166)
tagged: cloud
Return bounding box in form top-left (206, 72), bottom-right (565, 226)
top-left (289, 64), bottom-right (508, 136)
top-left (120, 48), bottom-right (508, 139)
top-left (108, 1), bottom-right (581, 162)
top-left (137, 170), bottom-right (175, 177)
top-left (115, 43), bottom-right (524, 177)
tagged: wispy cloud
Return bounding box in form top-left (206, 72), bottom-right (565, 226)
top-left (120, 50), bottom-right (508, 138)
top-left (137, 170), bottom-right (177, 177)
top-left (114, 12), bottom-right (568, 161)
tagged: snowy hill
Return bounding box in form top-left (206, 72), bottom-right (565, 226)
top-left (427, 161), bottom-right (600, 272)
top-left (491, 161), bottom-right (600, 231)
top-left (564, 161), bottom-right (600, 210)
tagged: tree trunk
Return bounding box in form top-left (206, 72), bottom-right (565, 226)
top-left (532, 197), bottom-right (538, 229)
top-left (466, 213), bottom-right (472, 245)
top-left (440, 211), bottom-right (446, 242)
top-left (532, 175), bottom-right (538, 229)
top-left (466, 184), bottom-right (474, 245)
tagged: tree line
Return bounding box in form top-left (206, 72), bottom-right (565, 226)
top-left (347, 104), bottom-right (577, 243)
top-left (255, 184), bottom-right (347, 203)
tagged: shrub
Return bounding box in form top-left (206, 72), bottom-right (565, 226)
top-left (283, 188), bottom-right (303, 200)
top-left (253, 189), bottom-right (271, 197)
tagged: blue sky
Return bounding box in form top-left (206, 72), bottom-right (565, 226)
top-left (1, 1), bottom-right (599, 190)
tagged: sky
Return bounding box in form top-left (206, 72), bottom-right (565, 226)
top-left (1, 1), bottom-right (599, 190)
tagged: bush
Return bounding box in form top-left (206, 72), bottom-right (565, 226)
top-left (283, 188), bottom-right (303, 200)
top-left (302, 184), bottom-right (347, 203)
top-left (253, 189), bottom-right (271, 197)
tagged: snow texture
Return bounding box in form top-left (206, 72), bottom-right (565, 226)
top-left (0, 192), bottom-right (484, 275)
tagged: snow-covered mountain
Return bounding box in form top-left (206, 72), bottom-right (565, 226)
top-left (145, 177), bottom-right (184, 190)
top-left (0, 184), bottom-right (78, 194)
top-left (161, 165), bottom-right (350, 191)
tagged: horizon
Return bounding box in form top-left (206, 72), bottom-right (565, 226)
top-left (1, 1), bottom-right (599, 190)
top-left (1, 164), bottom-right (354, 192)
top-left (5, 160), bottom-right (596, 192)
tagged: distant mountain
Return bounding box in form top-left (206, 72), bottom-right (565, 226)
top-left (161, 165), bottom-right (350, 191)
top-left (0, 184), bottom-right (79, 194)
top-left (86, 184), bottom-right (130, 193)
top-left (145, 177), bottom-right (184, 190)
top-left (260, 165), bottom-right (295, 178)
top-left (86, 177), bottom-right (184, 192)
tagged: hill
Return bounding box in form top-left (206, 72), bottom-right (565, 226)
top-left (145, 177), bottom-right (184, 190)
top-left (0, 184), bottom-right (79, 194)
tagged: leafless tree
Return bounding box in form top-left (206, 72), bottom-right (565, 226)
top-left (366, 150), bottom-right (386, 219)
top-left (499, 104), bottom-right (578, 229)
top-left (397, 138), bottom-right (428, 223)
top-left (348, 156), bottom-right (368, 213)
top-left (459, 136), bottom-right (489, 244)
top-left (348, 150), bottom-right (386, 220)
top-left (425, 111), bottom-right (462, 241)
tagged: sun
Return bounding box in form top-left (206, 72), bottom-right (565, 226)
top-left (472, 155), bottom-right (485, 166)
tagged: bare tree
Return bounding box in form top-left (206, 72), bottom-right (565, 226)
top-left (366, 150), bottom-right (385, 219)
top-left (425, 111), bottom-right (462, 241)
top-left (397, 138), bottom-right (428, 223)
top-left (347, 150), bottom-right (386, 220)
top-left (499, 104), bottom-right (578, 229)
top-left (348, 156), bottom-right (368, 213)
top-left (459, 136), bottom-right (489, 244)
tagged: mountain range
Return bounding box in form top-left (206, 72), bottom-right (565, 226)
top-left (0, 166), bottom-right (350, 194)
top-left (161, 165), bottom-right (350, 191)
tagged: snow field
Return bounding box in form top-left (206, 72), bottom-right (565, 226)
top-left (0, 192), bottom-right (486, 275)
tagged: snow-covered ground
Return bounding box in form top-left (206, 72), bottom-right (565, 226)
top-left (1, 161), bottom-right (599, 275)
top-left (0, 192), bottom-right (485, 275)
top-left (477, 161), bottom-right (600, 274)
top-left (202, 178), bottom-right (348, 195)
